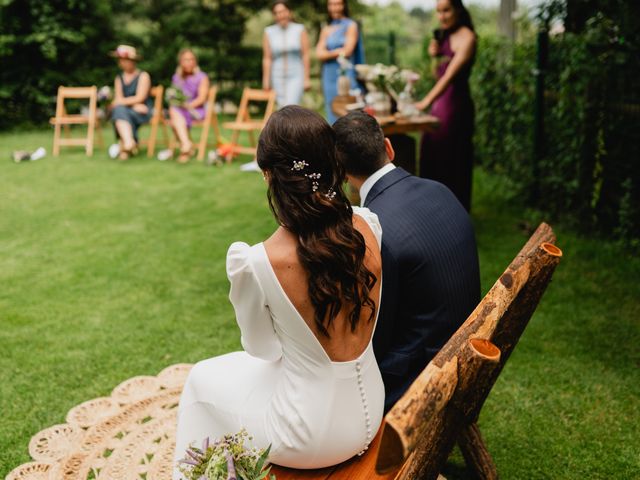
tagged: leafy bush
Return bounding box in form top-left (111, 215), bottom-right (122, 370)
top-left (0, 0), bottom-right (117, 129)
top-left (471, 5), bottom-right (640, 244)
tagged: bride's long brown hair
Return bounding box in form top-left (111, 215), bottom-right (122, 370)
top-left (257, 106), bottom-right (377, 337)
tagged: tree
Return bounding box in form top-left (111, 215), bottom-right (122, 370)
top-left (0, 0), bottom-right (117, 128)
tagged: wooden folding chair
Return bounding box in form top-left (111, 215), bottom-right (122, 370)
top-left (50, 86), bottom-right (104, 156)
top-left (138, 86), bottom-right (169, 158)
top-left (222, 87), bottom-right (276, 162)
top-left (192, 86), bottom-right (222, 161)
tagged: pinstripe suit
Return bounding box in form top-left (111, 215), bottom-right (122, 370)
top-left (364, 167), bottom-right (480, 410)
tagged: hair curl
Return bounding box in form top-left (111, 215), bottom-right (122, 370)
top-left (257, 105), bottom-right (377, 337)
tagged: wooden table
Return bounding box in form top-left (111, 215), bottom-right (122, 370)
top-left (331, 95), bottom-right (440, 135)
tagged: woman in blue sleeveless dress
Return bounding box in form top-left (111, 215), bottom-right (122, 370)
top-left (316, 0), bottom-right (364, 124)
top-left (415, 0), bottom-right (476, 211)
top-left (109, 45), bottom-right (152, 161)
top-left (262, 1), bottom-right (311, 108)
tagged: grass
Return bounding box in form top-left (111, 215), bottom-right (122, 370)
top-left (1, 128), bottom-right (639, 479)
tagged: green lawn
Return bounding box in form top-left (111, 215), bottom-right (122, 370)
top-left (1, 128), bottom-right (638, 479)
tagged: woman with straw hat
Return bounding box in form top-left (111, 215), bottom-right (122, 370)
top-left (109, 45), bottom-right (152, 161)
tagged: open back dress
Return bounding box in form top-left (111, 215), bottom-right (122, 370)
top-left (172, 207), bottom-right (384, 476)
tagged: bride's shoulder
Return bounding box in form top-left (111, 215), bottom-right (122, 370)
top-left (352, 206), bottom-right (382, 247)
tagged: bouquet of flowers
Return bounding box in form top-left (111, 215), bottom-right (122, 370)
top-left (355, 64), bottom-right (419, 102)
top-left (355, 63), bottom-right (398, 94)
top-left (337, 53), bottom-right (353, 77)
top-left (177, 429), bottom-right (275, 480)
top-left (165, 84), bottom-right (202, 120)
top-left (96, 85), bottom-right (112, 119)
top-left (97, 85), bottom-right (112, 104)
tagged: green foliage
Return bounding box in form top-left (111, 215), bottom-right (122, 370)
top-left (0, 0), bottom-right (117, 129)
top-left (471, 3), bottom-right (640, 244)
top-left (118, 0), bottom-right (270, 103)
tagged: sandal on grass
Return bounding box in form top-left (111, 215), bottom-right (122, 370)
top-left (118, 144), bottom-right (138, 162)
top-left (177, 145), bottom-right (194, 164)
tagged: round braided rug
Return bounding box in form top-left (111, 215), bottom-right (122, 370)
top-left (6, 364), bottom-right (192, 480)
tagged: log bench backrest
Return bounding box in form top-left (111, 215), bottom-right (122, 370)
top-left (270, 223), bottom-right (562, 480)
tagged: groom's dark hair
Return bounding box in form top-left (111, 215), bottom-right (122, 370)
top-left (333, 111), bottom-right (387, 178)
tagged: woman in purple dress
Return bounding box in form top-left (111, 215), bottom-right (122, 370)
top-left (416, 0), bottom-right (476, 211)
top-left (169, 48), bottom-right (210, 163)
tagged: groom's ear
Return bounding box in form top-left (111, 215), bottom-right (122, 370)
top-left (384, 137), bottom-right (395, 162)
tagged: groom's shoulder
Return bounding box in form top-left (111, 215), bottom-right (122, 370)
top-left (376, 169), bottom-right (458, 204)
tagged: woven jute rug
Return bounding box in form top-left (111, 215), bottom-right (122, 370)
top-left (6, 364), bottom-right (193, 480)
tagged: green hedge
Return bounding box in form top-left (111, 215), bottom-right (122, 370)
top-left (471, 15), bottom-right (639, 244)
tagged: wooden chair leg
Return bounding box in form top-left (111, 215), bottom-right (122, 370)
top-left (457, 423), bottom-right (498, 480)
top-left (53, 123), bottom-right (61, 157)
top-left (161, 121), bottom-right (170, 150)
top-left (228, 130), bottom-right (240, 163)
top-left (211, 114), bottom-right (221, 147)
top-left (198, 116), bottom-right (211, 162)
top-left (87, 121), bottom-right (95, 157)
top-left (95, 120), bottom-right (105, 148)
top-left (147, 120), bottom-right (158, 158)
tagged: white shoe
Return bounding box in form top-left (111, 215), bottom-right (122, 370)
top-left (108, 143), bottom-right (120, 159)
top-left (157, 149), bottom-right (173, 161)
top-left (30, 147), bottom-right (46, 161)
top-left (240, 160), bottom-right (260, 172)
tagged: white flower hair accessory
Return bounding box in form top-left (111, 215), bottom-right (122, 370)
top-left (290, 159), bottom-right (336, 199)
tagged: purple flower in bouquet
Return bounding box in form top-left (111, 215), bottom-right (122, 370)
top-left (177, 429), bottom-right (275, 480)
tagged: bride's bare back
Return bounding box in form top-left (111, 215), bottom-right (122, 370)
top-left (263, 214), bottom-right (382, 362)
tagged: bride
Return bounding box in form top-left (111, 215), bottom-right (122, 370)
top-left (173, 105), bottom-right (384, 474)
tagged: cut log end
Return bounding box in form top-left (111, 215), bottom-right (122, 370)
top-left (469, 339), bottom-right (501, 361)
top-left (541, 242), bottom-right (562, 257)
top-left (375, 424), bottom-right (405, 474)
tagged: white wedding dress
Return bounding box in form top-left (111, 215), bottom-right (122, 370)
top-left (173, 208), bottom-right (384, 476)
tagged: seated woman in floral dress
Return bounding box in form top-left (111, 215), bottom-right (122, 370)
top-left (168, 48), bottom-right (210, 163)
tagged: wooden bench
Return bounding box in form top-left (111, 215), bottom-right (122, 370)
top-left (270, 222), bottom-right (562, 480)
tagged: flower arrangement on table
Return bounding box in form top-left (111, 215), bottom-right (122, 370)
top-left (177, 429), bottom-right (276, 480)
top-left (336, 54), bottom-right (354, 96)
top-left (354, 64), bottom-right (420, 116)
top-left (355, 64), bottom-right (419, 100)
top-left (165, 84), bottom-right (203, 121)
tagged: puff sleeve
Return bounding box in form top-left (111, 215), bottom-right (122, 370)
top-left (353, 206), bottom-right (383, 249)
top-left (227, 242), bottom-right (283, 361)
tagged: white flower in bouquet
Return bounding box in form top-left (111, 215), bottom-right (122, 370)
top-left (177, 429), bottom-right (275, 480)
top-left (97, 85), bottom-right (112, 103)
top-left (337, 53), bottom-right (353, 76)
top-left (400, 70), bottom-right (420, 87)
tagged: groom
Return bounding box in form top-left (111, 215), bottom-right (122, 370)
top-left (334, 112), bottom-right (481, 410)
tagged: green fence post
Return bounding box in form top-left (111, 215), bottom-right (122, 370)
top-left (532, 29), bottom-right (548, 204)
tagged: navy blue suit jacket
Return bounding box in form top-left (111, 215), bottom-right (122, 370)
top-left (364, 167), bottom-right (480, 410)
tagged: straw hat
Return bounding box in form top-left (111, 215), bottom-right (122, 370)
top-left (110, 45), bottom-right (142, 61)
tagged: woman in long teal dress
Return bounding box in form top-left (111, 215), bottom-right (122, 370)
top-left (316, 0), bottom-right (364, 124)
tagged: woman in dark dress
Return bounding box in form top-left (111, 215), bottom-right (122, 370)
top-left (416, 0), bottom-right (476, 211)
top-left (109, 45), bottom-right (152, 161)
